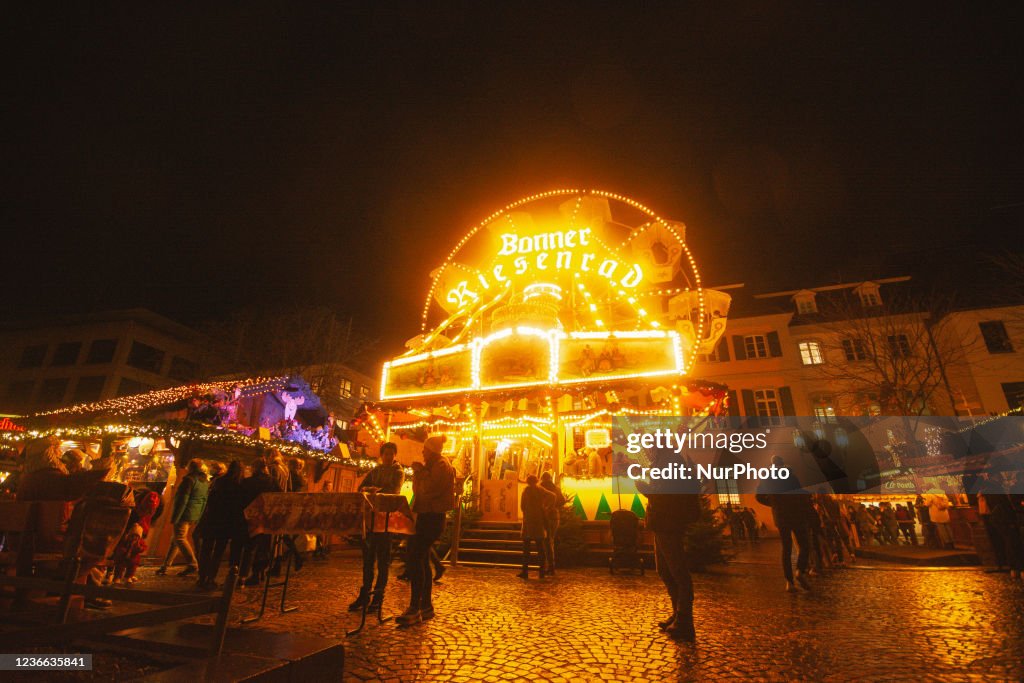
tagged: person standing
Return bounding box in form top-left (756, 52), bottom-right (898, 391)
top-left (539, 472), bottom-right (564, 574)
top-left (349, 442), bottom-right (405, 612)
top-left (518, 475), bottom-right (554, 579)
top-left (855, 504), bottom-right (877, 547)
top-left (396, 436), bottom-right (455, 626)
top-left (880, 502), bottom-right (900, 545)
top-left (741, 507), bottom-right (760, 542)
top-left (270, 458), bottom-right (308, 575)
top-left (926, 493), bottom-right (954, 549)
top-left (157, 459), bottom-right (210, 577)
top-left (269, 452), bottom-right (291, 493)
top-left (894, 504), bottom-right (918, 546)
top-left (196, 460), bottom-right (246, 590)
top-left (756, 455), bottom-right (812, 593)
top-left (978, 471), bottom-right (1024, 581)
top-left (239, 459), bottom-right (282, 586)
top-left (635, 447), bottom-right (701, 641)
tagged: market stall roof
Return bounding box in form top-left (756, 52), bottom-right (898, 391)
top-left (23, 375), bottom-right (292, 424)
top-left (2, 375), bottom-right (367, 464)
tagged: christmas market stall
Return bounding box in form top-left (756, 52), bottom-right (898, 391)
top-left (0, 375), bottom-right (375, 557)
top-left (363, 189), bottom-right (733, 526)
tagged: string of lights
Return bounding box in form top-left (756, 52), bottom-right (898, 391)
top-left (29, 376), bottom-right (289, 419)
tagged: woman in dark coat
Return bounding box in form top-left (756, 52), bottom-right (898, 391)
top-left (196, 460), bottom-right (246, 589)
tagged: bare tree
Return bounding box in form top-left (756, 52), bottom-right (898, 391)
top-left (811, 288), bottom-right (965, 419)
top-left (197, 306), bottom-right (379, 382)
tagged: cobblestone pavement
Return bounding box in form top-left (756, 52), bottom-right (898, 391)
top-left (138, 544), bottom-right (1024, 682)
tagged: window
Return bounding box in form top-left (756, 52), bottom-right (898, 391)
top-left (716, 479), bottom-right (741, 507)
top-left (7, 380), bottom-right (34, 402)
top-left (842, 338), bottom-right (867, 361)
top-left (979, 321), bottom-right (1014, 354)
top-left (798, 341), bottom-right (824, 365)
top-left (754, 389), bottom-right (782, 426)
top-left (794, 292), bottom-right (817, 315)
top-left (339, 378), bottom-right (353, 399)
top-left (38, 377), bottom-right (69, 407)
top-left (117, 377), bottom-right (149, 397)
top-left (126, 341), bottom-right (165, 374)
top-left (167, 356), bottom-right (198, 381)
top-left (1002, 382), bottom-right (1024, 411)
top-left (335, 419), bottom-right (349, 431)
top-left (860, 291), bottom-right (881, 307)
top-left (19, 344), bottom-right (47, 368)
top-left (744, 335), bottom-right (769, 359)
top-left (85, 339), bottom-right (117, 364)
top-left (859, 392), bottom-right (882, 417)
top-left (359, 385), bottom-right (370, 400)
top-left (796, 299), bottom-right (817, 315)
top-left (51, 341), bottom-right (81, 366)
top-left (887, 334), bottom-right (911, 358)
top-left (813, 396), bottom-right (837, 424)
top-left (72, 375), bottom-right (106, 402)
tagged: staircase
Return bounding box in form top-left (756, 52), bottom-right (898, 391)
top-left (456, 521), bottom-right (537, 568)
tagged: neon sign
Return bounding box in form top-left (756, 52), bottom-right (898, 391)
top-left (445, 227), bottom-right (645, 310)
top-left (0, 417), bottom-right (25, 432)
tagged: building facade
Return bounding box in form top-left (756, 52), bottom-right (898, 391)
top-left (688, 277), bottom-right (1024, 518)
top-left (0, 309), bottom-right (205, 414)
top-left (302, 362), bottom-right (378, 429)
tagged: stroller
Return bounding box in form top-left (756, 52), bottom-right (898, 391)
top-left (608, 509), bottom-right (645, 575)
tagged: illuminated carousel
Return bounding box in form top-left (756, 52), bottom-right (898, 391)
top-left (365, 190), bottom-right (732, 520)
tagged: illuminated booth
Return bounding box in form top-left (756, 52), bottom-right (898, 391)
top-left (0, 376), bottom-right (373, 557)
top-left (367, 190), bottom-right (731, 521)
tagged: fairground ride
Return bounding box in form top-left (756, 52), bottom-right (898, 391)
top-left (364, 189), bottom-right (732, 520)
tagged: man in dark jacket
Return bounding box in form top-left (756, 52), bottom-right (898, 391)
top-left (756, 455), bottom-right (813, 592)
top-left (196, 460), bottom-right (246, 590)
top-left (239, 459), bottom-right (282, 585)
top-left (518, 475), bottom-right (555, 579)
top-left (158, 459), bottom-right (209, 576)
top-left (539, 472), bottom-right (565, 575)
top-left (349, 442), bottom-right (405, 612)
top-left (396, 436), bottom-right (455, 626)
top-left (635, 447), bottom-right (701, 642)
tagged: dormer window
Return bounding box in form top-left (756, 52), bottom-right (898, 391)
top-left (854, 282), bottom-right (882, 307)
top-left (793, 290), bottom-right (817, 315)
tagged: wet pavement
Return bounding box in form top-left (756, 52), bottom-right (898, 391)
top-left (135, 542), bottom-right (1024, 682)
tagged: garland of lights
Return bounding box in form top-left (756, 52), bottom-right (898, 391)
top-left (29, 376), bottom-right (290, 419)
top-left (0, 419), bottom-right (382, 469)
top-left (410, 189), bottom-right (707, 377)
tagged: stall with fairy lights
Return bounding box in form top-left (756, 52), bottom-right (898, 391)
top-left (367, 190), bottom-right (732, 521)
top-left (0, 376), bottom-right (378, 556)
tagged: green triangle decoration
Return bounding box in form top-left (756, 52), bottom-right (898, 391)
top-left (595, 493), bottom-right (613, 521)
top-left (571, 494), bottom-right (587, 520)
top-left (630, 494), bottom-right (646, 519)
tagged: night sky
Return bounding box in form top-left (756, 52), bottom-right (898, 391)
top-left (5, 4), bottom-right (1023, 361)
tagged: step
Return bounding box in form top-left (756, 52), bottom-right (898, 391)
top-left (456, 548), bottom-right (527, 558)
top-left (455, 560), bottom-right (539, 569)
top-left (458, 539), bottom-right (523, 550)
top-left (466, 522), bottom-right (521, 530)
top-left (462, 532), bottom-right (524, 540)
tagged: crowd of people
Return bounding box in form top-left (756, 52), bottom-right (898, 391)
top-left (148, 450), bottom-right (316, 591)
top-left (5, 432), bottom-right (1021, 646)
